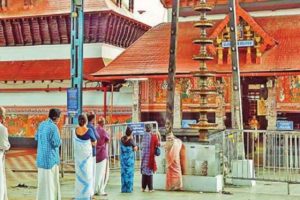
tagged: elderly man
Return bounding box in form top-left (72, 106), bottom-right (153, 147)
top-left (0, 107), bottom-right (10, 200)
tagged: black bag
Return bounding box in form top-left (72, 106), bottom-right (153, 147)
top-left (155, 146), bottom-right (161, 156)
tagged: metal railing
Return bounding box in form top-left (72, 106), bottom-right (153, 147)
top-left (105, 121), bottom-right (159, 169)
top-left (60, 124), bottom-right (77, 177)
top-left (60, 121), bottom-right (159, 175)
top-left (219, 129), bottom-right (300, 193)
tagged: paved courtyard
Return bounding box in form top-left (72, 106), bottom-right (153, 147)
top-left (5, 149), bottom-right (300, 200)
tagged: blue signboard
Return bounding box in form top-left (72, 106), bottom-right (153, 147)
top-left (127, 123), bottom-right (145, 136)
top-left (182, 120), bottom-right (197, 128)
top-left (67, 88), bottom-right (78, 114)
top-left (222, 40), bottom-right (254, 48)
top-left (276, 120), bottom-right (294, 131)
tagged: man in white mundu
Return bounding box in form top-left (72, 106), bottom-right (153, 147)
top-left (94, 117), bottom-right (110, 196)
top-left (35, 108), bottom-right (62, 200)
top-left (0, 107), bottom-right (10, 200)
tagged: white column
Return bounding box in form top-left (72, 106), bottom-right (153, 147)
top-left (173, 84), bottom-right (182, 129)
top-left (266, 79), bottom-right (277, 130)
top-left (132, 80), bottom-right (141, 123)
top-left (216, 94), bottom-right (226, 130)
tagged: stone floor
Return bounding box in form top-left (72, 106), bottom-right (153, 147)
top-left (5, 148), bottom-right (300, 200)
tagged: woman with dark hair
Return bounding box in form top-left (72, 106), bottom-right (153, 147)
top-left (35, 108), bottom-right (62, 200)
top-left (74, 114), bottom-right (97, 199)
top-left (120, 127), bottom-right (138, 193)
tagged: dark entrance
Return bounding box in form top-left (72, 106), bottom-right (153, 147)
top-left (242, 77), bottom-right (268, 129)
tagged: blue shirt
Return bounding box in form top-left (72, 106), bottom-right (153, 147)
top-left (87, 123), bottom-right (99, 157)
top-left (35, 119), bottom-right (61, 169)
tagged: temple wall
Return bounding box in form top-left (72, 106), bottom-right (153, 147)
top-left (0, 43), bottom-right (124, 61)
top-left (1, 91), bottom-right (133, 138)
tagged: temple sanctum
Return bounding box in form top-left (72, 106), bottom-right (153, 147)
top-left (92, 0), bottom-right (300, 131)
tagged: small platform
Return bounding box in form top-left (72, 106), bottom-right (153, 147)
top-left (154, 174), bottom-right (223, 192)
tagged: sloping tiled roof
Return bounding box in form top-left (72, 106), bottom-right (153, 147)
top-left (93, 14), bottom-right (300, 78)
top-left (161, 0), bottom-right (294, 9)
top-left (0, 58), bottom-right (105, 81)
top-left (0, 0), bottom-right (120, 18)
top-left (162, 0), bottom-right (300, 16)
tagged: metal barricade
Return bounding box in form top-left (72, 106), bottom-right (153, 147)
top-left (60, 124), bottom-right (76, 177)
top-left (219, 129), bottom-right (300, 194)
top-left (105, 121), bottom-right (159, 170)
top-left (60, 121), bottom-right (159, 175)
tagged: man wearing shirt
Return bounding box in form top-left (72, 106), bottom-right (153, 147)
top-left (0, 107), bottom-right (10, 200)
top-left (35, 108), bottom-right (62, 200)
top-left (87, 112), bottom-right (100, 196)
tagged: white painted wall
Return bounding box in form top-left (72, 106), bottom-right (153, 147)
top-left (0, 43), bottom-right (124, 61)
top-left (0, 91), bottom-right (133, 106)
top-left (134, 0), bottom-right (167, 26)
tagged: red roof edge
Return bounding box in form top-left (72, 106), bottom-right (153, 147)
top-left (208, 5), bottom-right (277, 54)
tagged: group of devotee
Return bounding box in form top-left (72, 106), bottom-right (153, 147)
top-left (0, 106), bottom-right (186, 200)
top-left (34, 109), bottom-right (110, 200)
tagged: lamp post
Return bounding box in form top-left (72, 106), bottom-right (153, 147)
top-left (69, 0), bottom-right (84, 124)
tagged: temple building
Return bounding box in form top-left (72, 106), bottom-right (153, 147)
top-left (0, 0), bottom-right (151, 141)
top-left (92, 0), bottom-right (300, 131)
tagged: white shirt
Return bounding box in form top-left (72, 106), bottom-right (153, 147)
top-left (0, 123), bottom-right (10, 151)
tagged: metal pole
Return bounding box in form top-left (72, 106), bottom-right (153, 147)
top-left (70, 0), bottom-right (84, 123)
top-left (103, 86), bottom-right (107, 120)
top-left (165, 0), bottom-right (179, 133)
top-left (228, 0), bottom-right (243, 130)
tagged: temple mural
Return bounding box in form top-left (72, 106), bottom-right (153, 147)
top-left (141, 77), bottom-right (232, 111)
top-left (277, 76), bottom-right (300, 104)
top-left (4, 105), bottom-right (132, 138)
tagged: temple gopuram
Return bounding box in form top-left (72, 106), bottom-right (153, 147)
top-left (93, 0), bottom-right (300, 131)
top-left (0, 0), bottom-right (150, 141)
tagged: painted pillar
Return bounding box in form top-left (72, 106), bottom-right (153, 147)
top-left (173, 83), bottom-right (182, 129)
top-left (266, 79), bottom-right (277, 130)
top-left (132, 80), bottom-right (141, 122)
top-left (216, 93), bottom-right (226, 130)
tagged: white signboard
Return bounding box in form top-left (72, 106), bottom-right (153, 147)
top-left (222, 40), bottom-right (254, 48)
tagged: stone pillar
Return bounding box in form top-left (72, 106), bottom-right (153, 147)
top-left (132, 80), bottom-right (141, 123)
top-left (216, 94), bottom-right (226, 130)
top-left (266, 79), bottom-right (277, 130)
top-left (173, 84), bottom-right (182, 129)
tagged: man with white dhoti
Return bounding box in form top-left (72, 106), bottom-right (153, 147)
top-left (94, 117), bottom-right (110, 196)
top-left (0, 107), bottom-right (10, 200)
top-left (35, 108), bottom-right (62, 200)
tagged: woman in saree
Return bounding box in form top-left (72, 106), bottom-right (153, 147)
top-left (120, 127), bottom-right (138, 193)
top-left (164, 120), bottom-right (186, 191)
top-left (74, 114), bottom-right (97, 200)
